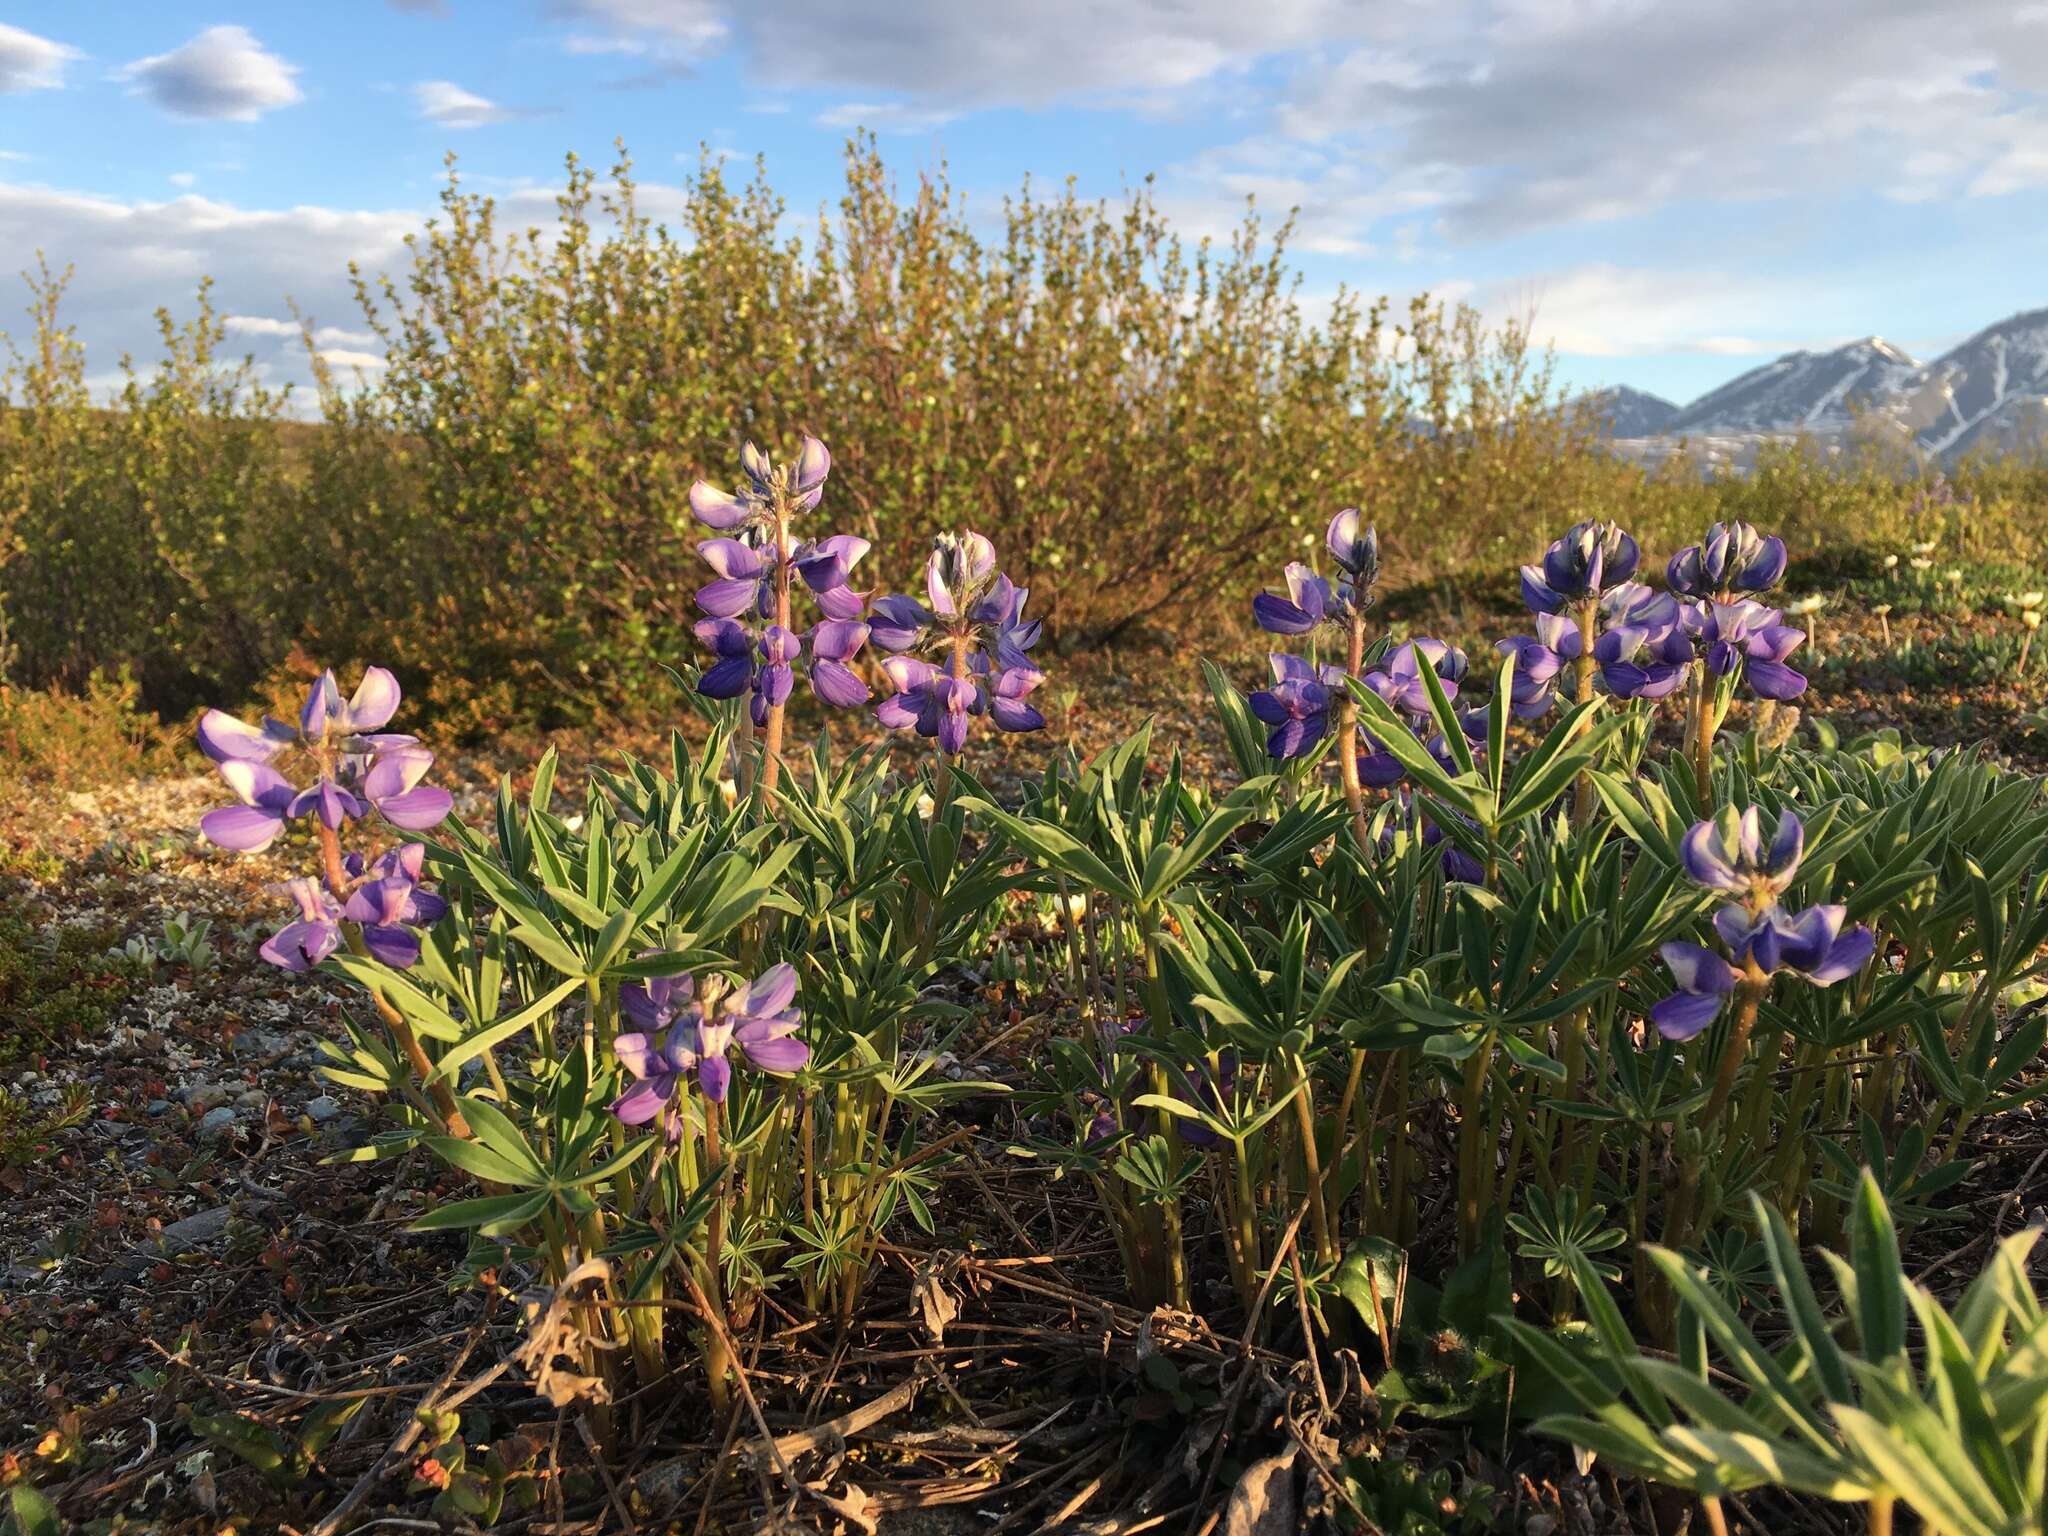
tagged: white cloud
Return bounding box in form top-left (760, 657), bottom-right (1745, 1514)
top-left (119, 25), bottom-right (303, 122)
top-left (547, 0), bottom-right (728, 70)
top-left (414, 80), bottom-right (512, 128)
top-left (1469, 263), bottom-right (1805, 359)
top-left (224, 314), bottom-right (299, 338)
top-left (168, 171), bottom-right (196, 189)
top-left (317, 347), bottom-right (386, 370)
top-left (0, 22), bottom-right (80, 92)
top-left (1251, 0), bottom-right (2048, 240)
top-left (816, 101), bottom-right (958, 134)
top-left (0, 184), bottom-right (416, 399)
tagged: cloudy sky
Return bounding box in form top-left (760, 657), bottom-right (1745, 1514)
top-left (4, 2), bottom-right (2047, 406)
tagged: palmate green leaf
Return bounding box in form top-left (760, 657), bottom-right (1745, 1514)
top-left (1912, 1283), bottom-right (2026, 1514)
top-left (326, 953), bottom-right (466, 1042)
top-left (411, 1191), bottom-right (551, 1235)
top-left (958, 798), bottom-right (1137, 902)
top-left (1568, 1247), bottom-right (1676, 1431)
top-left (1526, 1414), bottom-right (1699, 1485)
top-left (453, 1095), bottom-right (547, 1181)
top-left (1139, 791), bottom-right (1265, 905)
top-left (1832, 1403), bottom-right (2004, 1536)
top-left (1642, 1246), bottom-right (1837, 1457)
top-left (1850, 1169), bottom-right (1908, 1365)
top-left (1346, 677), bottom-right (1482, 819)
top-left (1590, 767), bottom-right (1681, 863)
top-left (1661, 1425), bottom-right (1874, 1501)
top-left (425, 1135), bottom-right (540, 1188)
top-left (508, 918), bottom-right (587, 978)
top-left (424, 976), bottom-right (582, 1086)
top-left (1753, 1193), bottom-right (1854, 1405)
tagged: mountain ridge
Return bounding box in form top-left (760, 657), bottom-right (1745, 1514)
top-left (1589, 308), bottom-right (2048, 465)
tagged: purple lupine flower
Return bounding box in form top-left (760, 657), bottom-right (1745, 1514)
top-left (339, 843), bottom-right (448, 969)
top-left (877, 658), bottom-right (980, 755)
top-left (872, 531), bottom-right (1048, 754)
top-left (199, 666), bottom-right (404, 764)
top-left (695, 963), bottom-right (809, 1103)
top-left (1593, 622), bottom-right (1691, 701)
top-left (1495, 613), bottom-right (1575, 719)
top-left (809, 620), bottom-right (873, 708)
top-left (201, 761), bottom-right (301, 852)
top-left (299, 667), bottom-right (403, 743)
top-left (1649, 807), bottom-right (1873, 1040)
top-left (1249, 653), bottom-right (1336, 759)
top-left (1499, 574), bottom-right (1691, 719)
top-left (793, 535), bottom-right (873, 622)
top-left (1253, 563), bottom-right (1342, 636)
top-left (614, 1011), bottom-right (703, 1143)
top-left (688, 437), bottom-right (872, 719)
top-left (1365, 639), bottom-right (1466, 714)
top-left (357, 746), bottom-right (455, 830)
top-left (695, 537), bottom-right (774, 618)
top-left (1344, 638), bottom-right (1471, 782)
top-left (1252, 510), bottom-right (1379, 638)
top-left (1679, 806), bottom-right (1804, 896)
top-left (1520, 520), bottom-right (1640, 614)
top-left (1685, 600), bottom-right (1807, 700)
top-left (260, 878), bottom-right (344, 972)
top-left (689, 434), bottom-right (831, 531)
top-left (1666, 520), bottom-right (1787, 600)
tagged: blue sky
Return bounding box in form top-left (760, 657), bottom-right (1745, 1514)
top-left (4, 2), bottom-right (2048, 406)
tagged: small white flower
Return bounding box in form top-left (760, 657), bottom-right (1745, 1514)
top-left (717, 777), bottom-right (739, 808)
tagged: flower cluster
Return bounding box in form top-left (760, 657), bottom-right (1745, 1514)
top-left (1249, 638), bottom-right (1471, 773)
top-left (869, 530), bottom-right (1046, 754)
top-left (612, 963), bottom-right (809, 1138)
top-left (1665, 520), bottom-right (1788, 601)
top-left (199, 668), bottom-right (453, 973)
top-left (1651, 807), bottom-right (1874, 1040)
top-left (689, 436), bottom-right (875, 722)
top-left (1683, 598), bottom-right (1808, 701)
top-left (1498, 519), bottom-right (1691, 718)
top-left (198, 669), bottom-right (452, 851)
top-left (1252, 508), bottom-right (1379, 637)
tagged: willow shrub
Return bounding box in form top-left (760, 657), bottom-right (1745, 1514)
top-left (5, 141), bottom-right (2046, 726)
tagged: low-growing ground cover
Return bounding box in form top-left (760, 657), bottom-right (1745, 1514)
top-left (5, 448), bottom-right (2048, 1536)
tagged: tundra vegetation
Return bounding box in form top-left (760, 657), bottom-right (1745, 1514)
top-left (5, 140), bottom-right (2048, 1536)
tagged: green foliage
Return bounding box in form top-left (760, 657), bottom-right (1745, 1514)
top-left (0, 896), bottom-right (149, 1060)
top-left (1508, 1173), bottom-right (2048, 1536)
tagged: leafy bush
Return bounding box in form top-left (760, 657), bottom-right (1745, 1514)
top-left (11, 142), bottom-right (2045, 729)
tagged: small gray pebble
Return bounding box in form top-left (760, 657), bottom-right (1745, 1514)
top-left (197, 1107), bottom-right (239, 1141)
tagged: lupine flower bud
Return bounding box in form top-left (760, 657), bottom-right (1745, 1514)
top-left (1521, 520), bottom-right (1640, 613)
top-left (1326, 508), bottom-right (1380, 590)
top-left (1666, 520), bottom-right (1787, 599)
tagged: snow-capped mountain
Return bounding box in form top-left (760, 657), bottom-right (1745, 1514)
top-left (1584, 385), bottom-right (1679, 437)
top-left (1894, 308), bottom-right (2048, 459)
top-left (1607, 309), bottom-right (2048, 465)
top-left (1663, 337), bottom-right (1919, 436)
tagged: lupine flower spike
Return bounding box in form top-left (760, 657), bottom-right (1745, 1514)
top-left (197, 666), bottom-right (469, 1138)
top-left (689, 435), bottom-right (868, 794)
top-left (871, 530), bottom-right (1047, 758)
top-left (1251, 508), bottom-right (1385, 852)
top-left (1665, 520), bottom-right (1794, 803)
